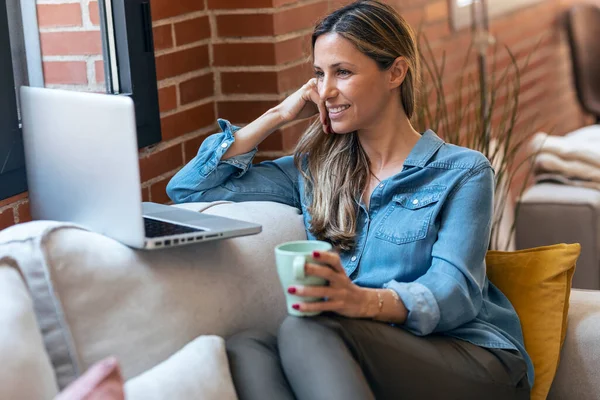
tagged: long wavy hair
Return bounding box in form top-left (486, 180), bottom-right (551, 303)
top-left (293, 0), bottom-right (420, 251)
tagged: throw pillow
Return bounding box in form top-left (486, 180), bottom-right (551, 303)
top-left (54, 357), bottom-right (124, 400)
top-left (125, 335), bottom-right (238, 400)
top-left (486, 243), bottom-right (581, 400)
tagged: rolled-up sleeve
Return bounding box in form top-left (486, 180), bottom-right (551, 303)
top-left (384, 163), bottom-right (494, 336)
top-left (166, 119), bottom-right (301, 208)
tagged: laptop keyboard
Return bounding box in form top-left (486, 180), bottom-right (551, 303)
top-left (143, 217), bottom-right (205, 238)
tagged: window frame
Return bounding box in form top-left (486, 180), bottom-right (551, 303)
top-left (0, 0), bottom-right (162, 201)
top-left (450, 0), bottom-right (543, 31)
top-left (98, 0), bottom-right (162, 149)
top-left (0, 0), bottom-right (27, 201)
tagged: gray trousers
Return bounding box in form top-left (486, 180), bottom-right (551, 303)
top-left (226, 314), bottom-right (530, 400)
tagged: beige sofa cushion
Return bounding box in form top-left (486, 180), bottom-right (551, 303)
top-left (549, 289), bottom-right (600, 399)
top-left (0, 201), bottom-right (305, 389)
top-left (125, 336), bottom-right (238, 400)
top-left (0, 264), bottom-right (59, 400)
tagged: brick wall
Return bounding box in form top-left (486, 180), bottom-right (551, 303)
top-left (37, 0), bottom-right (104, 91)
top-left (0, 0), bottom-right (597, 229)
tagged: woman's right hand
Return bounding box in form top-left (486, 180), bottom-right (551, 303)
top-left (275, 78), bottom-right (331, 133)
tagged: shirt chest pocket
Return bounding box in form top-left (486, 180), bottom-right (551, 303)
top-left (375, 187), bottom-right (445, 245)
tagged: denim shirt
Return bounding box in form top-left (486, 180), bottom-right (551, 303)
top-left (167, 119), bottom-right (534, 387)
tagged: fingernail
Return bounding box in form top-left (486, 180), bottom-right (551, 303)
top-left (288, 287), bottom-right (296, 294)
top-left (313, 251), bottom-right (320, 258)
top-left (292, 304), bottom-right (300, 310)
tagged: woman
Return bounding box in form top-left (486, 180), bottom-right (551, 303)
top-left (166, 1), bottom-right (533, 399)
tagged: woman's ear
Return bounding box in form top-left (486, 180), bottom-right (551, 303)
top-left (389, 57), bottom-right (409, 89)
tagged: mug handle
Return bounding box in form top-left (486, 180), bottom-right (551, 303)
top-left (293, 256), bottom-right (306, 280)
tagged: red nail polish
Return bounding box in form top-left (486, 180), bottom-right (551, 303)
top-left (292, 304), bottom-right (300, 310)
top-left (313, 251), bottom-right (320, 258)
top-left (288, 287), bottom-right (296, 294)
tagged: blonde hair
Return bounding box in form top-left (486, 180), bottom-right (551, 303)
top-left (293, 0), bottom-right (420, 251)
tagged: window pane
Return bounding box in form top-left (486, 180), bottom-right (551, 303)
top-left (35, 0), bottom-right (105, 92)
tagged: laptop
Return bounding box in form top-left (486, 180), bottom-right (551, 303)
top-left (19, 86), bottom-right (262, 250)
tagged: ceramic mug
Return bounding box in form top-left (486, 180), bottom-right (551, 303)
top-left (274, 240), bottom-right (333, 317)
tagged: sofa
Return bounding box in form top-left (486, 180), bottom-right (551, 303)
top-left (517, 183), bottom-right (600, 290)
top-left (0, 200), bottom-right (599, 399)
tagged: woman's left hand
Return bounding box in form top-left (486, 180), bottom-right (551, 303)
top-left (288, 250), bottom-right (373, 318)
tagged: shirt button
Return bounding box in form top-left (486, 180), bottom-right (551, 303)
top-left (221, 142), bottom-right (229, 148)
top-left (412, 199), bottom-right (419, 205)
top-left (351, 256), bottom-right (357, 262)
top-left (379, 183), bottom-right (384, 188)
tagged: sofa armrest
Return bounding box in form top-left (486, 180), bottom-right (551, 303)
top-left (0, 264), bottom-right (59, 400)
top-left (0, 201), bottom-right (306, 388)
top-left (516, 183), bottom-right (600, 290)
top-left (549, 289), bottom-right (600, 400)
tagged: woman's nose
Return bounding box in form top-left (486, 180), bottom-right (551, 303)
top-left (319, 76), bottom-right (337, 101)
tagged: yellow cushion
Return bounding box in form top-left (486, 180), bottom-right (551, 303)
top-left (486, 243), bottom-right (581, 400)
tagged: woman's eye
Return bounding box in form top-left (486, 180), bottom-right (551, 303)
top-left (314, 70), bottom-right (324, 78)
top-left (338, 69), bottom-right (351, 76)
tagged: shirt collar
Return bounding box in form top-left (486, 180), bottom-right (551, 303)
top-left (403, 129), bottom-right (445, 168)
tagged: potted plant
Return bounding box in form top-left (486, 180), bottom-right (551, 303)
top-left (413, 33), bottom-right (541, 250)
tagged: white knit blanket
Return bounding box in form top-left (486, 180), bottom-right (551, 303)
top-left (530, 125), bottom-right (600, 183)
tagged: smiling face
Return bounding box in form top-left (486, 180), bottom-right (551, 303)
top-left (313, 33), bottom-right (397, 135)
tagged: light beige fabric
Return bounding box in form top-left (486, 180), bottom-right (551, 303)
top-left (0, 264), bottom-right (59, 400)
top-left (549, 289), bottom-right (600, 399)
top-left (0, 201), bottom-right (305, 386)
top-left (530, 126), bottom-right (600, 168)
top-left (125, 335), bottom-right (238, 400)
top-left (534, 173), bottom-right (600, 191)
top-left (535, 153), bottom-right (600, 183)
top-left (0, 222), bottom-right (84, 389)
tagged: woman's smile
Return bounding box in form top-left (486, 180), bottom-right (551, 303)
top-left (328, 104), bottom-right (350, 120)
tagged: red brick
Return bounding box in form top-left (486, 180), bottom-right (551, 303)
top-left (95, 60), bottom-right (105, 84)
top-left (258, 131), bottom-right (283, 151)
top-left (16, 201), bottom-right (31, 223)
top-left (274, 2), bottom-right (328, 36)
top-left (89, 1), bottom-right (100, 26)
top-left (208, 0), bottom-right (272, 9)
top-left (329, 0), bottom-right (355, 9)
top-left (158, 85), bottom-right (177, 113)
top-left (40, 31), bottom-right (103, 56)
top-left (278, 63), bottom-right (313, 93)
top-left (0, 192), bottom-right (27, 208)
top-left (153, 24), bottom-right (173, 51)
top-left (139, 145), bottom-right (184, 182)
top-left (217, 101), bottom-right (278, 124)
top-left (180, 73), bottom-right (214, 105)
top-left (425, 0), bottom-right (447, 22)
top-left (37, 4), bottom-right (82, 28)
top-left (221, 71), bottom-right (278, 95)
top-left (43, 61), bottom-right (88, 85)
top-left (421, 19), bottom-right (451, 42)
top-left (175, 16), bottom-right (211, 45)
top-left (253, 155), bottom-right (277, 164)
top-left (281, 119), bottom-right (310, 151)
top-left (274, 0), bottom-right (310, 8)
top-left (0, 208), bottom-right (15, 230)
top-left (275, 35), bottom-right (311, 64)
top-left (160, 102), bottom-right (215, 141)
top-left (155, 45), bottom-right (209, 81)
top-left (401, 7), bottom-right (427, 29)
top-left (214, 42), bottom-right (276, 66)
top-left (183, 134), bottom-right (208, 163)
top-left (150, 177), bottom-right (172, 204)
top-left (150, 0), bottom-right (204, 21)
top-left (142, 187), bottom-right (150, 202)
top-left (217, 14), bottom-right (274, 37)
